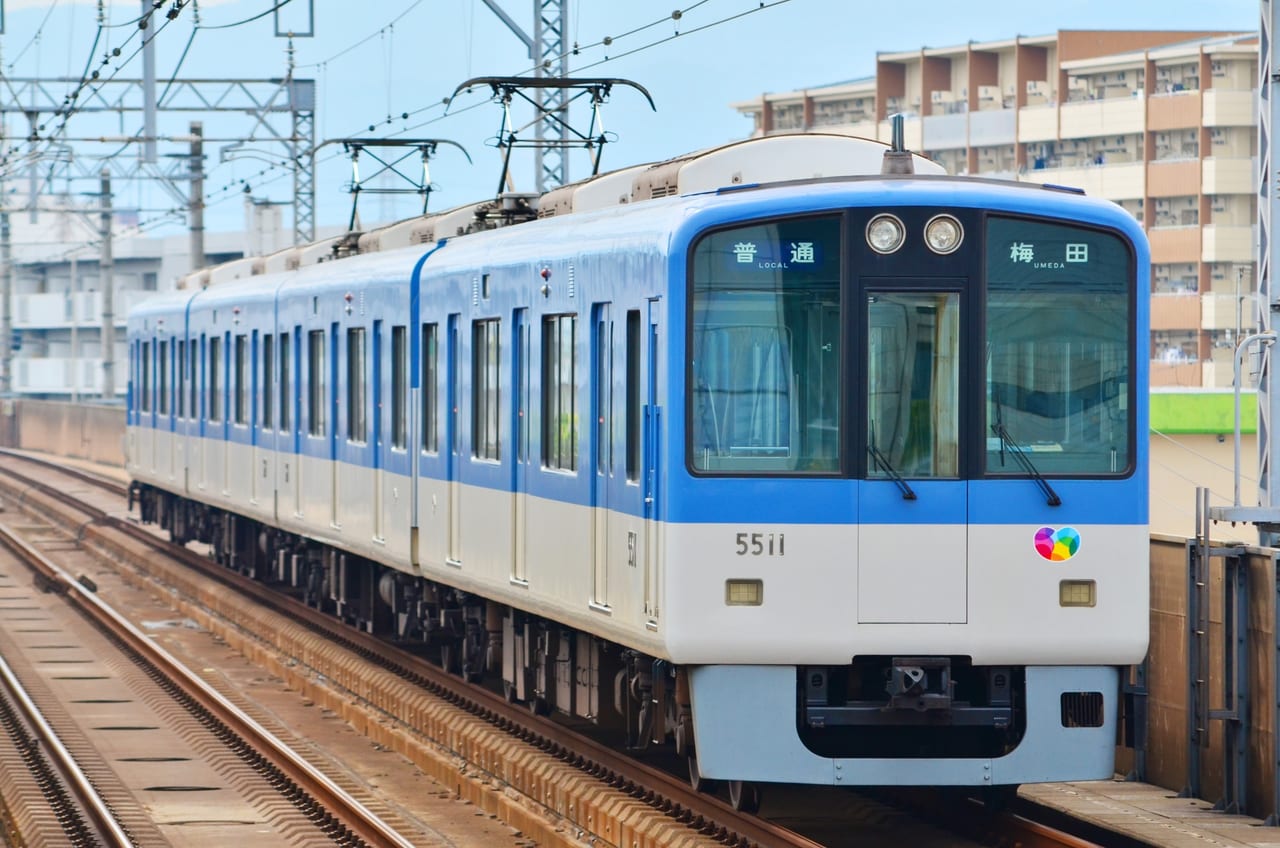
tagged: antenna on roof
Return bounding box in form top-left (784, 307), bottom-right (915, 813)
top-left (881, 114), bottom-right (915, 175)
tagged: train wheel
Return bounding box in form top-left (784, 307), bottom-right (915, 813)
top-left (728, 780), bottom-right (761, 814)
top-left (687, 755), bottom-right (719, 794)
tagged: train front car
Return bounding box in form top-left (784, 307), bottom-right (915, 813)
top-left (667, 178), bottom-right (1149, 791)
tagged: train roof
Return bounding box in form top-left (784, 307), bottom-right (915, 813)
top-left (169, 132), bottom-right (1144, 296)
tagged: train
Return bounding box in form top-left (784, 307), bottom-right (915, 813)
top-left (126, 132), bottom-right (1150, 811)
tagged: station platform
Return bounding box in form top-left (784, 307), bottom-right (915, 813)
top-left (1022, 779), bottom-right (1280, 848)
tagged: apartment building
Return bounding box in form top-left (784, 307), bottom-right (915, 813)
top-left (2, 199), bottom-right (281, 399)
top-left (733, 30), bottom-right (1259, 390)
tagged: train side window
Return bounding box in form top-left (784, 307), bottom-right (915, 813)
top-left (190, 337), bottom-right (199, 419)
top-left (421, 323), bottom-right (438, 453)
top-left (625, 310), bottom-right (640, 482)
top-left (391, 325), bottom-right (407, 450)
top-left (689, 215), bottom-right (842, 474)
top-left (158, 340), bottom-right (169, 415)
top-left (347, 327), bottom-right (367, 444)
top-left (308, 329), bottom-right (325, 436)
top-left (141, 341), bottom-right (151, 413)
top-left (177, 340), bottom-right (186, 418)
top-left (262, 333), bottom-right (274, 429)
top-left (234, 333), bottom-right (249, 425)
top-left (208, 335), bottom-right (222, 422)
top-left (541, 314), bottom-right (577, 471)
top-left (279, 332), bottom-right (291, 432)
top-left (472, 318), bottom-right (501, 461)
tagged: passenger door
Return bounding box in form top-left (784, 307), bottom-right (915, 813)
top-left (642, 303), bottom-right (660, 621)
top-left (446, 314), bottom-right (462, 566)
top-left (511, 309), bottom-right (530, 584)
top-left (857, 285), bottom-right (967, 624)
top-left (591, 303), bottom-right (612, 611)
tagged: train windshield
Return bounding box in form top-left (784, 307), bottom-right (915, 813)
top-left (689, 216), bottom-right (842, 474)
top-left (984, 217), bottom-right (1132, 475)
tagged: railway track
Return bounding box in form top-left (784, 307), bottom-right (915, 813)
top-left (0, 448), bottom-right (1117, 848)
top-left (0, 504), bottom-right (418, 847)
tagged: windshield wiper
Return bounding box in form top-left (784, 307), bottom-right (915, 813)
top-left (867, 442), bottom-right (917, 500)
top-left (991, 422), bottom-right (1062, 507)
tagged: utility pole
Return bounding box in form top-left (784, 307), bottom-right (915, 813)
top-left (70, 255), bottom-right (78, 404)
top-left (0, 200), bottom-right (11, 397)
top-left (141, 0), bottom-right (157, 164)
top-left (190, 122), bottom-right (205, 272)
top-left (1211, 0), bottom-right (1280, 542)
top-left (99, 170), bottom-right (115, 401)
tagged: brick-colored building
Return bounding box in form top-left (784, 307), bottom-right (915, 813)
top-left (733, 30), bottom-right (1259, 390)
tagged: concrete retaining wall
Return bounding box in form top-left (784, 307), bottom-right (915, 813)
top-left (2, 399), bottom-right (126, 466)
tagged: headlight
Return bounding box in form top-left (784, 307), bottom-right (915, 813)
top-left (924, 214), bottom-right (963, 254)
top-left (866, 214), bottom-right (905, 254)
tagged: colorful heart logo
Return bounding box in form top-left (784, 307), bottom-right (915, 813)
top-left (1035, 527), bottom-right (1080, 562)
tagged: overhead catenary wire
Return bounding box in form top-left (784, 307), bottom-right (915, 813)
top-left (9, 0), bottom-right (793, 246)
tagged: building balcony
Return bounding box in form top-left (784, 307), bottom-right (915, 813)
top-left (1150, 360), bottom-right (1203, 388)
top-left (1059, 94), bottom-right (1146, 138)
top-left (1202, 157), bottom-right (1255, 195)
top-left (12, 357), bottom-right (120, 396)
top-left (969, 108), bottom-right (1015, 147)
top-left (921, 112), bottom-right (967, 150)
top-left (1202, 88), bottom-right (1256, 127)
top-left (1019, 161), bottom-right (1145, 200)
top-left (1151, 292), bottom-right (1204, 330)
top-left (1016, 104), bottom-right (1058, 142)
top-left (1201, 292), bottom-right (1253, 331)
top-left (1147, 158), bottom-right (1200, 197)
top-left (1202, 224), bottom-right (1255, 263)
top-left (1147, 90), bottom-right (1203, 130)
top-left (14, 289), bottom-right (152, 329)
top-left (1148, 226), bottom-right (1202, 263)
top-left (1201, 359), bottom-right (1238, 389)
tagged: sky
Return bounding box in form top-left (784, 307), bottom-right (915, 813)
top-left (0, 0), bottom-right (1263, 243)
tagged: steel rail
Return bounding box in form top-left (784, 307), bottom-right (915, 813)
top-left (0, 516), bottom-right (417, 848)
top-left (0, 649), bottom-right (134, 847)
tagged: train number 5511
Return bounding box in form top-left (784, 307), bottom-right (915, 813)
top-left (734, 533), bottom-right (785, 556)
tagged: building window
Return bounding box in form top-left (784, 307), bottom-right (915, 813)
top-left (347, 327), bottom-right (366, 443)
top-left (422, 323), bottom-right (438, 453)
top-left (391, 325), bottom-right (407, 450)
top-left (541, 314), bottom-right (576, 470)
top-left (308, 329), bottom-right (325, 436)
top-left (472, 319), bottom-right (500, 460)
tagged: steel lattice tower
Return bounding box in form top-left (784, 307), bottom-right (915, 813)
top-left (534, 0), bottom-right (569, 191)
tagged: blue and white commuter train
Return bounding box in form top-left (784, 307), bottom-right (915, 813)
top-left (127, 133), bottom-right (1149, 809)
